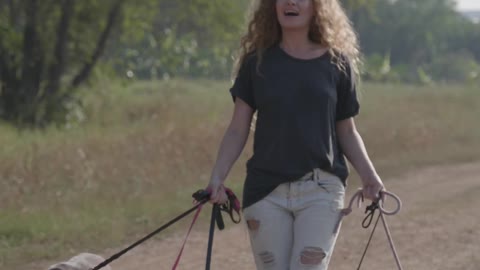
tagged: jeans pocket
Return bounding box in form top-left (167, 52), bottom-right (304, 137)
top-left (315, 177), bottom-right (344, 195)
top-left (329, 192), bottom-right (345, 213)
top-left (316, 178), bottom-right (345, 213)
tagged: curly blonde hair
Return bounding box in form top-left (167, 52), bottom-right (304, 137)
top-left (233, 0), bottom-right (361, 79)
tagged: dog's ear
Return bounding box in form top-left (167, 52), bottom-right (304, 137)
top-left (47, 263), bottom-right (77, 270)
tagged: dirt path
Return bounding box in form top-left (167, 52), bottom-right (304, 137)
top-left (52, 162), bottom-right (480, 270)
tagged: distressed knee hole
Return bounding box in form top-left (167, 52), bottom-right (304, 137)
top-left (259, 251), bottom-right (275, 265)
top-left (247, 219), bottom-right (260, 231)
top-left (300, 247), bottom-right (326, 266)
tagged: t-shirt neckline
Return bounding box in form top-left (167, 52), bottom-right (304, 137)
top-left (276, 44), bottom-right (330, 62)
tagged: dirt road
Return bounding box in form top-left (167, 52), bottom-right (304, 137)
top-left (51, 162), bottom-right (480, 270)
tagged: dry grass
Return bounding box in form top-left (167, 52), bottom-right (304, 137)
top-left (0, 79), bottom-right (478, 269)
top-left (356, 83), bottom-right (480, 175)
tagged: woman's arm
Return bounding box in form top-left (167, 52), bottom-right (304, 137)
top-left (208, 98), bottom-right (255, 203)
top-left (336, 117), bottom-right (385, 200)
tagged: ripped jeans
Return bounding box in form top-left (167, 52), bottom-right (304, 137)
top-left (243, 169), bottom-right (345, 270)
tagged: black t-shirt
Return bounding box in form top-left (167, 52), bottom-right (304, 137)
top-left (230, 44), bottom-right (360, 209)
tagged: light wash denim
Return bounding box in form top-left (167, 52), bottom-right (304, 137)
top-left (243, 168), bottom-right (345, 270)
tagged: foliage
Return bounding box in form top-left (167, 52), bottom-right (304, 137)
top-left (348, 0), bottom-right (480, 84)
top-left (426, 51), bottom-right (480, 83)
top-left (108, 0), bottom-right (245, 79)
top-left (1, 0), bottom-right (479, 127)
top-left (0, 0), bottom-right (157, 126)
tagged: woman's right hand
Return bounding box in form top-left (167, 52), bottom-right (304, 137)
top-left (206, 179), bottom-right (228, 204)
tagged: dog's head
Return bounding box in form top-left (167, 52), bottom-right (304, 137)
top-left (47, 253), bottom-right (111, 270)
top-left (48, 263), bottom-right (79, 270)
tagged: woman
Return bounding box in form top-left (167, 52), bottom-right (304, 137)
top-left (207, 0), bottom-right (385, 269)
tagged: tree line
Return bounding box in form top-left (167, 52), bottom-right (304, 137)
top-left (0, 0), bottom-right (478, 127)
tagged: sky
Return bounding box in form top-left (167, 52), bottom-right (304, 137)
top-left (456, 0), bottom-right (480, 11)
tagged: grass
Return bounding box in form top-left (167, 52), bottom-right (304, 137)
top-left (356, 83), bottom-right (480, 174)
top-left (0, 79), bottom-right (479, 269)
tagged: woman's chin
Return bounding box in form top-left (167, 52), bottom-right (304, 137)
top-left (278, 22), bottom-right (310, 31)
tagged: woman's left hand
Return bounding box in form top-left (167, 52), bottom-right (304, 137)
top-left (361, 174), bottom-right (385, 201)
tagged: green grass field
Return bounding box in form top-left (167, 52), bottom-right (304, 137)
top-left (0, 79), bottom-right (479, 269)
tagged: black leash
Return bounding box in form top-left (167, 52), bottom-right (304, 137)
top-left (357, 202), bottom-right (381, 270)
top-left (205, 188), bottom-right (242, 269)
top-left (91, 188), bottom-right (241, 270)
top-left (205, 204), bottom-right (219, 270)
top-left (340, 189), bottom-right (403, 270)
top-left (356, 196), bottom-right (403, 270)
top-left (91, 190), bottom-right (210, 270)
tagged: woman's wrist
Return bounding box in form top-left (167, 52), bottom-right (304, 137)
top-left (360, 172), bottom-right (383, 186)
top-left (209, 174), bottom-right (225, 185)
top-left (359, 169), bottom-right (377, 182)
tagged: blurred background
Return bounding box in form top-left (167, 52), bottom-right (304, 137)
top-left (0, 0), bottom-right (479, 269)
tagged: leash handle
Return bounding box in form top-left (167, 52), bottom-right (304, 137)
top-left (219, 187), bottom-right (242, 225)
top-left (224, 188), bottom-right (241, 212)
top-left (377, 190), bottom-right (402, 215)
top-left (361, 201), bottom-right (378, 228)
top-left (333, 189), bottom-right (402, 235)
top-left (342, 189), bottom-right (401, 215)
top-left (338, 188), bottom-right (403, 270)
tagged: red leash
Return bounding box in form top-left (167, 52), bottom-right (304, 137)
top-left (171, 187), bottom-right (241, 269)
top-left (90, 187), bottom-right (241, 270)
top-left (171, 204), bottom-right (204, 269)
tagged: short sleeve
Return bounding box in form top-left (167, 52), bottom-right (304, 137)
top-left (336, 58), bottom-right (360, 121)
top-left (229, 56), bottom-right (256, 110)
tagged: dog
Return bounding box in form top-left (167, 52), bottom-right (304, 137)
top-left (47, 253), bottom-right (112, 270)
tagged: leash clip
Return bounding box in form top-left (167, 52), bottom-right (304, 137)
top-left (362, 201), bottom-right (379, 228)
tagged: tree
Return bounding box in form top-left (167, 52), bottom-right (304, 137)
top-left (107, 0), bottom-right (245, 79)
top-left (346, 0), bottom-right (480, 83)
top-left (0, 0), bottom-right (156, 127)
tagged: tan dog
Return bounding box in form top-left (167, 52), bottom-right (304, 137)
top-left (47, 253), bottom-right (112, 270)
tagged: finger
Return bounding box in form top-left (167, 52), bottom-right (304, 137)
top-left (364, 185), bottom-right (373, 201)
top-left (219, 192), bottom-right (228, 204)
top-left (376, 184), bottom-right (385, 198)
top-left (210, 188), bottom-right (217, 199)
top-left (373, 186), bottom-right (381, 200)
top-left (380, 188), bottom-right (387, 204)
top-left (362, 186), bottom-right (369, 200)
top-left (212, 185), bottom-right (227, 204)
top-left (370, 186), bottom-right (379, 201)
top-left (209, 188), bottom-right (218, 203)
top-left (218, 186), bottom-right (228, 204)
